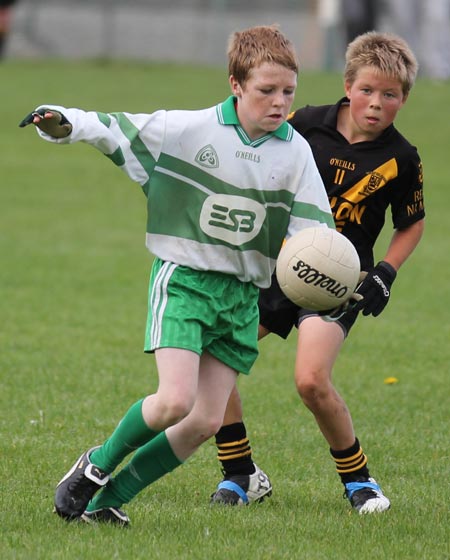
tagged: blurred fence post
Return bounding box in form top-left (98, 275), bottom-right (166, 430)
top-left (318, 0), bottom-right (343, 71)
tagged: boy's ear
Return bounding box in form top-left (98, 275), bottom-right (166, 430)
top-left (344, 80), bottom-right (352, 99)
top-left (229, 75), bottom-right (243, 97)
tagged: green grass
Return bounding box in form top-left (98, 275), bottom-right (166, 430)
top-left (1, 60), bottom-right (449, 560)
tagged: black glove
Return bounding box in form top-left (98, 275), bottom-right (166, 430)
top-left (19, 107), bottom-right (72, 138)
top-left (354, 261), bottom-right (397, 317)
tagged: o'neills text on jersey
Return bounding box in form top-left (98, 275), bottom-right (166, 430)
top-left (330, 158), bottom-right (356, 171)
top-left (235, 150), bottom-right (261, 163)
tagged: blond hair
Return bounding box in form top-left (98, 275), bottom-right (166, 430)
top-left (227, 25), bottom-right (298, 85)
top-left (345, 31), bottom-right (418, 95)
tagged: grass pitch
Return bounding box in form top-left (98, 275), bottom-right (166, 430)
top-left (1, 60), bottom-right (449, 560)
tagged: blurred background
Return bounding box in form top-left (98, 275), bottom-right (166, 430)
top-left (2, 0), bottom-right (449, 79)
top-left (1, 6), bottom-right (449, 558)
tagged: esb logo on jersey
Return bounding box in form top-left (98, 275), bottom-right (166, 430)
top-left (200, 194), bottom-right (266, 245)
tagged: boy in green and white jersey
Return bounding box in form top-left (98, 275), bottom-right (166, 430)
top-left (20, 25), bottom-right (333, 526)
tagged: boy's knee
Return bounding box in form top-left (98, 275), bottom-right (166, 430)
top-left (295, 370), bottom-right (329, 405)
top-left (159, 397), bottom-right (193, 426)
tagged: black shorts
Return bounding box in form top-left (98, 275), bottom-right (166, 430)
top-left (258, 273), bottom-right (359, 339)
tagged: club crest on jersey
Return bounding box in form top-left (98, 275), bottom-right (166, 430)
top-left (195, 144), bottom-right (219, 169)
top-left (199, 194), bottom-right (266, 245)
top-left (359, 171), bottom-right (386, 196)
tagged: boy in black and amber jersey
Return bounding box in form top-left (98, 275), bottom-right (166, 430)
top-left (211, 31), bottom-right (425, 514)
top-left (288, 100), bottom-right (424, 271)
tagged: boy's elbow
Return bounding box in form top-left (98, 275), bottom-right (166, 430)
top-left (414, 218), bottom-right (425, 239)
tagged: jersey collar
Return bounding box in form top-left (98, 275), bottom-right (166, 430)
top-left (324, 97), bottom-right (346, 128)
top-left (216, 95), bottom-right (293, 146)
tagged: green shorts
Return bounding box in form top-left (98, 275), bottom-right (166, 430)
top-left (144, 258), bottom-right (260, 374)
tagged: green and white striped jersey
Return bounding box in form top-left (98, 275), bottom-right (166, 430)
top-left (35, 96), bottom-right (333, 288)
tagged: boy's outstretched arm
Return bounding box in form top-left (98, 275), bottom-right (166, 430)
top-left (19, 108), bottom-right (72, 138)
top-left (18, 104), bottom-right (161, 185)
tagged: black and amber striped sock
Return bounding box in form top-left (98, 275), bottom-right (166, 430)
top-left (215, 422), bottom-right (255, 477)
top-left (330, 438), bottom-right (371, 484)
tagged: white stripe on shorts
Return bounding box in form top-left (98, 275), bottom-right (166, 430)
top-left (150, 261), bottom-right (178, 348)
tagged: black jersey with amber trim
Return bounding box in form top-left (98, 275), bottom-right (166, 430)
top-left (289, 98), bottom-right (425, 270)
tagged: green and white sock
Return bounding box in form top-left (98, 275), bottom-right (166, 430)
top-left (86, 431), bottom-right (182, 510)
top-left (90, 399), bottom-right (159, 473)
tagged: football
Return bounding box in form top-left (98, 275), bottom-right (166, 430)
top-left (276, 227), bottom-right (360, 311)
